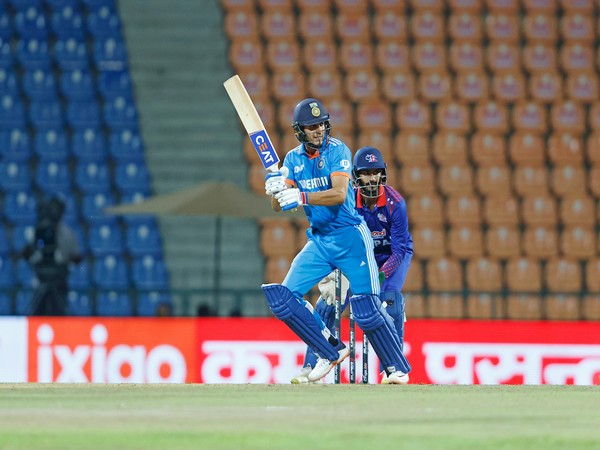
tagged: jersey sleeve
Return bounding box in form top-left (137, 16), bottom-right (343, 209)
top-left (329, 142), bottom-right (352, 179)
top-left (283, 153), bottom-right (297, 187)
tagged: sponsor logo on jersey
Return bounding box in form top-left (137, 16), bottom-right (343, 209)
top-left (298, 176), bottom-right (329, 190)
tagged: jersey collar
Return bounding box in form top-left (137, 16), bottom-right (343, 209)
top-left (356, 186), bottom-right (387, 208)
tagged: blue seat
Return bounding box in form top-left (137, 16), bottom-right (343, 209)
top-left (87, 6), bottom-right (122, 39)
top-left (0, 293), bottom-right (13, 315)
top-left (0, 12), bottom-right (13, 40)
top-left (60, 69), bottom-right (95, 101)
top-left (92, 37), bottom-right (127, 71)
top-left (66, 290), bottom-right (93, 315)
top-left (9, 0), bottom-right (43, 10)
top-left (89, 222), bottom-right (124, 257)
top-left (93, 255), bottom-right (129, 290)
top-left (22, 68), bottom-right (58, 101)
top-left (58, 194), bottom-right (79, 225)
top-left (50, 5), bottom-right (85, 41)
top-left (72, 127), bottom-right (107, 161)
top-left (0, 37), bottom-right (14, 69)
top-left (35, 159), bottom-right (72, 193)
top-left (0, 68), bottom-right (18, 96)
top-left (16, 38), bottom-right (51, 70)
top-left (108, 128), bottom-right (144, 161)
top-left (11, 224), bottom-right (35, 254)
top-left (81, 192), bottom-right (116, 223)
top-left (68, 260), bottom-right (91, 290)
top-left (115, 161), bottom-right (151, 194)
top-left (14, 5), bottom-right (48, 39)
top-left (74, 161), bottom-right (111, 194)
top-left (119, 190), bottom-right (150, 206)
top-left (14, 290), bottom-right (34, 316)
top-left (132, 255), bottom-right (169, 290)
top-left (96, 290), bottom-right (132, 316)
top-left (81, 0), bottom-right (117, 8)
top-left (0, 94), bottom-right (26, 128)
top-left (4, 190), bottom-right (37, 225)
top-left (34, 128), bottom-right (70, 160)
top-left (53, 38), bottom-right (89, 71)
top-left (0, 128), bottom-right (32, 162)
top-left (29, 99), bottom-right (64, 130)
top-left (17, 259), bottom-right (35, 288)
top-left (98, 70), bottom-right (132, 100)
top-left (103, 96), bottom-right (138, 130)
top-left (46, 0), bottom-right (80, 9)
top-left (137, 291), bottom-right (172, 317)
top-left (125, 217), bottom-right (162, 257)
top-left (0, 161), bottom-right (31, 192)
top-left (66, 99), bottom-right (101, 130)
top-left (0, 226), bottom-right (10, 255)
top-left (0, 255), bottom-right (15, 289)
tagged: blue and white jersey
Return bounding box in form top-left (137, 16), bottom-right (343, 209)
top-left (283, 137), bottom-right (363, 234)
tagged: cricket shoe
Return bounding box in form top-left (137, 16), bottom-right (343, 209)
top-left (380, 371), bottom-right (389, 385)
top-left (290, 367), bottom-right (311, 384)
top-left (387, 371), bottom-right (409, 385)
top-left (307, 347), bottom-right (350, 382)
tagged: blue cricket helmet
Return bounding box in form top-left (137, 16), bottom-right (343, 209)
top-left (292, 98), bottom-right (331, 144)
top-left (353, 146), bottom-right (388, 198)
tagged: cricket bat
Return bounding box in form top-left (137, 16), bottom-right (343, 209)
top-left (223, 75), bottom-right (280, 173)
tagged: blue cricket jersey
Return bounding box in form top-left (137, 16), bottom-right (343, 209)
top-left (283, 137), bottom-right (363, 234)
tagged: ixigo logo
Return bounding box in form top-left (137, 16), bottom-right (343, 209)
top-left (35, 323), bottom-right (187, 383)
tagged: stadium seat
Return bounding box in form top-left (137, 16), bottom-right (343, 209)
top-left (103, 95), bottom-right (139, 130)
top-left (68, 261), bottom-right (92, 291)
top-left (34, 128), bottom-right (70, 161)
top-left (60, 69), bottom-right (95, 101)
top-left (546, 294), bottom-right (580, 320)
top-left (447, 226), bottom-right (484, 259)
top-left (486, 43), bottom-right (520, 73)
top-left (485, 13), bottom-right (520, 43)
top-left (550, 165), bottom-right (587, 197)
top-left (14, 6), bottom-right (48, 39)
top-left (426, 257), bottom-right (463, 291)
top-left (473, 100), bottom-right (509, 134)
top-left (339, 41), bottom-right (373, 73)
top-left (54, 37), bottom-right (89, 71)
top-left (508, 132), bottom-right (546, 166)
top-left (0, 293), bottom-right (12, 315)
top-left (0, 68), bottom-right (18, 97)
top-left (266, 40), bottom-right (300, 73)
top-left (545, 257), bottom-right (582, 294)
top-left (344, 70), bottom-right (379, 103)
top-left (93, 255), bottom-right (129, 290)
top-left (454, 72), bottom-right (489, 103)
top-left (512, 101), bottom-right (548, 135)
top-left (29, 99), bottom-right (64, 130)
top-left (81, 192), bottom-right (116, 223)
top-left (408, 194), bottom-right (444, 226)
top-left (50, 4), bottom-right (86, 41)
top-left (355, 99), bottom-right (392, 133)
top-left (114, 161), bottom-right (151, 194)
top-left (419, 71), bottom-right (453, 102)
top-left (0, 11), bottom-right (12, 41)
top-left (393, 132), bottom-right (430, 166)
top-left (3, 190), bottom-right (37, 225)
top-left (356, 130), bottom-right (393, 161)
top-left (297, 12), bottom-right (333, 43)
top-left (0, 128), bottom-right (32, 162)
top-left (375, 42), bottom-right (410, 74)
top-left (522, 13), bottom-right (558, 43)
top-left (137, 291), bottom-right (173, 317)
top-left (125, 218), bottom-right (162, 257)
top-left (565, 73), bottom-right (598, 103)
top-left (448, 43), bottom-right (484, 72)
top-left (428, 294), bottom-right (464, 319)
top-left (521, 194), bottom-right (557, 226)
top-left (271, 71), bottom-right (306, 102)
top-left (66, 100), bottom-right (102, 130)
top-left (11, 224), bottom-right (35, 254)
top-left (0, 94), bottom-right (26, 129)
top-left (0, 38), bottom-right (13, 69)
top-left (485, 225), bottom-right (521, 260)
top-left (523, 44), bottom-right (557, 74)
top-left (35, 160), bottom-right (72, 193)
top-left (14, 290), bottom-right (34, 316)
top-left (560, 13), bottom-right (594, 43)
top-left (522, 0), bottom-right (557, 14)
top-left (0, 255), bottom-right (15, 290)
top-left (403, 260), bottom-right (423, 292)
top-left (108, 128), bottom-right (144, 161)
top-left (96, 290), bottom-right (133, 316)
top-left (261, 11), bottom-right (295, 41)
top-left (550, 101), bottom-right (586, 135)
top-left (448, 13), bottom-right (483, 42)
top-left (506, 294), bottom-right (542, 319)
top-left (22, 69), bottom-right (58, 100)
top-left (530, 72), bottom-right (564, 104)
top-left (132, 255), bottom-right (169, 290)
top-left (465, 256), bottom-right (503, 291)
top-left (16, 259), bottom-right (35, 288)
top-left (302, 41), bottom-right (337, 73)
top-left (522, 225), bottom-right (559, 259)
top-left (381, 72), bottom-right (416, 103)
top-left (223, 11), bottom-right (259, 40)
top-left (411, 226), bottom-right (446, 259)
top-left (434, 104), bottom-right (471, 137)
top-left (92, 37), bottom-right (128, 71)
top-left (306, 71), bottom-right (342, 103)
top-left (410, 11), bottom-right (445, 43)
top-left (491, 72), bottom-right (526, 103)
top-left (265, 255), bottom-right (293, 284)
top-left (395, 100), bottom-right (432, 133)
top-left (475, 165), bottom-right (512, 197)
top-left (66, 290), bottom-right (93, 316)
top-left (0, 226), bottom-right (10, 256)
top-left (466, 293), bottom-right (504, 319)
top-left (483, 195), bottom-right (519, 226)
top-left (75, 161), bottom-right (111, 194)
top-left (372, 11), bottom-right (408, 43)
top-left (87, 5), bottom-right (122, 39)
top-left (547, 132), bottom-right (584, 165)
top-left (0, 161), bottom-right (31, 192)
top-left (438, 164), bottom-right (474, 196)
top-left (412, 43), bottom-right (446, 73)
top-left (582, 295), bottom-right (600, 320)
top-left (335, 12), bottom-right (370, 43)
top-left (506, 256), bottom-right (542, 292)
top-left (89, 222), bottom-right (124, 257)
top-left (470, 132), bottom-right (506, 166)
top-left (398, 165), bottom-right (437, 196)
top-left (229, 39), bottom-right (264, 73)
top-left (560, 43), bottom-right (594, 73)
top-left (16, 38), bottom-right (51, 70)
top-left (72, 127), bottom-right (107, 161)
top-left (259, 219), bottom-right (297, 258)
top-left (445, 194), bottom-right (481, 226)
top-left (561, 226), bottom-right (595, 260)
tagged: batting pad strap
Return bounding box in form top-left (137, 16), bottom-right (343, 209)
top-left (261, 284), bottom-right (338, 361)
top-left (315, 297), bottom-right (336, 331)
top-left (350, 294), bottom-right (411, 374)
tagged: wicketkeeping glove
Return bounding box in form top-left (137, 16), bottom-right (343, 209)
top-left (318, 271), bottom-right (350, 306)
top-left (274, 188), bottom-right (307, 211)
top-left (264, 166), bottom-right (289, 196)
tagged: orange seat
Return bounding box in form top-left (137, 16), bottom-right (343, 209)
top-left (307, 70), bottom-right (343, 103)
top-left (483, 195), bottom-right (519, 226)
top-left (506, 256), bottom-right (542, 292)
top-left (339, 41), bottom-right (373, 73)
top-left (333, 0), bottom-right (369, 13)
top-left (448, 226), bottom-right (484, 259)
top-left (279, 133), bottom-right (301, 154)
top-left (506, 294), bottom-right (543, 319)
top-left (586, 258), bottom-right (600, 292)
top-left (448, 0), bottom-right (482, 13)
top-left (586, 131), bottom-right (600, 164)
top-left (412, 43), bottom-right (447, 73)
top-left (236, 71), bottom-right (271, 102)
top-left (409, 0), bottom-right (445, 12)
top-left (522, 13), bottom-right (558, 44)
top-left (522, 0), bottom-right (558, 13)
top-left (372, 11), bottom-right (408, 43)
top-left (265, 255), bottom-right (293, 283)
top-left (476, 165), bottom-right (512, 197)
top-left (508, 132), bottom-right (546, 166)
top-left (297, 12), bottom-right (334, 42)
top-left (248, 161), bottom-right (268, 196)
top-left (512, 101), bottom-right (548, 135)
top-left (439, 164), bottom-right (474, 196)
top-left (474, 100), bottom-right (509, 134)
top-left (559, 0), bottom-right (594, 13)
top-left (522, 44), bottom-right (558, 74)
top-left (403, 259), bottom-right (423, 291)
top-left (224, 11), bottom-right (259, 40)
top-left (434, 103), bottom-right (471, 137)
top-left (271, 71), bottom-right (306, 102)
top-left (344, 71), bottom-right (379, 103)
top-left (528, 72), bottom-right (564, 105)
top-left (302, 41), bottom-right (337, 72)
top-left (590, 166), bottom-right (600, 199)
top-left (491, 72), bottom-right (526, 104)
top-left (466, 256), bottom-right (503, 291)
top-left (485, 14), bottom-right (521, 44)
top-left (566, 73), bottom-right (599, 104)
top-left (560, 43), bottom-right (594, 73)
top-left (405, 294), bottom-right (427, 318)
top-left (393, 132), bottom-right (431, 166)
top-left (331, 129), bottom-right (356, 151)
top-left (395, 100), bottom-right (432, 133)
top-left (418, 72), bottom-right (453, 102)
top-left (448, 13), bottom-right (483, 43)
top-left (486, 225), bottom-right (521, 259)
top-left (560, 13), bottom-right (594, 44)
top-left (561, 225), bottom-right (596, 259)
top-left (589, 103), bottom-right (600, 132)
top-left (521, 195), bottom-right (558, 226)
top-left (428, 294), bottom-right (464, 319)
top-left (385, 163), bottom-right (399, 186)
top-left (229, 39), bottom-right (264, 73)
top-left (523, 225), bottom-right (559, 259)
top-left (431, 131), bottom-right (469, 165)
top-left (408, 194), bottom-right (444, 226)
top-left (372, 0), bottom-right (406, 12)
top-left (296, 0), bottom-right (331, 12)
top-left (470, 132), bottom-right (507, 166)
top-left (256, 0), bottom-right (294, 11)
top-left (260, 219), bottom-right (298, 258)
top-left (381, 72), bottom-right (417, 103)
top-left (486, 43), bottom-right (521, 73)
top-left (335, 12), bottom-right (371, 43)
top-left (412, 226), bottom-right (446, 259)
top-left (260, 12), bottom-right (296, 40)
top-left (545, 256), bottom-right (582, 293)
top-left (559, 195), bottom-right (595, 226)
top-left (398, 165), bottom-right (437, 196)
top-left (355, 130), bottom-right (393, 163)
top-left (486, 0), bottom-right (520, 13)
top-left (446, 194), bottom-right (481, 226)
top-left (323, 99), bottom-right (354, 136)
top-left (426, 257), bottom-right (463, 291)
top-left (375, 42), bottom-right (410, 74)
top-left (276, 99), bottom-right (298, 132)
top-left (547, 131), bottom-right (585, 164)
top-left (546, 295), bottom-right (581, 320)
top-left (467, 294), bottom-right (505, 319)
top-left (513, 165), bottom-right (550, 196)
top-left (582, 295), bottom-right (600, 320)
top-left (355, 99), bottom-right (392, 133)
top-left (266, 40), bottom-right (301, 73)
top-left (550, 165), bottom-right (587, 197)
top-left (454, 72), bottom-right (490, 103)
top-left (449, 43), bottom-right (485, 72)
top-left (410, 12), bottom-right (445, 43)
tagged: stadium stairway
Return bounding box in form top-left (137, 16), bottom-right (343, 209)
top-left (118, 0), bottom-right (265, 316)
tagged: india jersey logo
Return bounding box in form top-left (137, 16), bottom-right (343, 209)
top-left (317, 158), bottom-right (325, 170)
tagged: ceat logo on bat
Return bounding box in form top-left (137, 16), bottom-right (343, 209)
top-left (27, 318), bottom-right (197, 383)
top-left (250, 129), bottom-right (279, 168)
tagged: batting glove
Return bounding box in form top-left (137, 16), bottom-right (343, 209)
top-left (318, 271), bottom-right (350, 306)
top-left (265, 167), bottom-right (289, 196)
top-left (275, 188), bottom-right (307, 211)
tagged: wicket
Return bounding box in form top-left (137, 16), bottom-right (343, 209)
top-left (333, 269), bottom-right (369, 384)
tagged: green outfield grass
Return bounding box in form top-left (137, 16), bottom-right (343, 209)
top-left (0, 384), bottom-right (599, 450)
